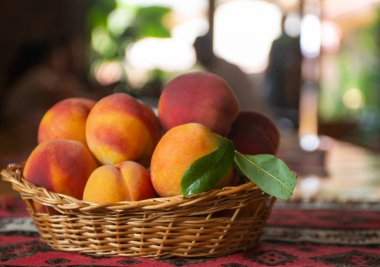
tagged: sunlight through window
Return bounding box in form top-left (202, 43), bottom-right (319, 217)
top-left (214, 0), bottom-right (282, 73)
top-left (301, 14), bottom-right (321, 58)
top-left (126, 37), bottom-right (196, 72)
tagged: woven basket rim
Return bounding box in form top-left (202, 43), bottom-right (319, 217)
top-left (1, 163), bottom-right (266, 212)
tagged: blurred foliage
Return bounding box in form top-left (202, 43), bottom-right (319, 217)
top-left (87, 0), bottom-right (172, 96)
top-left (320, 8), bottom-right (380, 148)
top-left (133, 7), bottom-right (171, 38)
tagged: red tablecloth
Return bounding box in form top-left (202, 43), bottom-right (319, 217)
top-left (1, 197), bottom-right (380, 266)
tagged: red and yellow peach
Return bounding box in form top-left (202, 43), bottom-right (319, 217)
top-left (150, 123), bottom-right (234, 197)
top-left (158, 72), bottom-right (239, 136)
top-left (82, 161), bottom-right (156, 204)
top-left (38, 97), bottom-right (96, 145)
top-left (85, 93), bottom-right (161, 166)
top-left (23, 139), bottom-right (98, 199)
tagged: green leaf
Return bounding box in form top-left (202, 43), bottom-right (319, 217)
top-left (181, 137), bottom-right (235, 197)
top-left (234, 152), bottom-right (297, 200)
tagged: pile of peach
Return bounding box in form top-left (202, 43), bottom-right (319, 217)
top-left (23, 72), bottom-right (279, 204)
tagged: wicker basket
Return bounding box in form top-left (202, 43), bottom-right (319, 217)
top-left (1, 164), bottom-right (275, 258)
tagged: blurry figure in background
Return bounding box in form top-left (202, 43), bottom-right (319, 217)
top-left (193, 33), bottom-right (267, 113)
top-left (263, 14), bottom-right (302, 130)
top-left (1, 40), bottom-right (90, 124)
top-left (0, 40), bottom-right (92, 165)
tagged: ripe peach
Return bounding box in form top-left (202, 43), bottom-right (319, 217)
top-left (228, 111), bottom-right (280, 155)
top-left (150, 123), bottom-right (234, 197)
top-left (158, 72), bottom-right (239, 136)
top-left (82, 161), bottom-right (156, 204)
top-left (38, 97), bottom-right (96, 145)
top-left (86, 93), bottom-right (161, 165)
top-left (23, 139), bottom-right (98, 199)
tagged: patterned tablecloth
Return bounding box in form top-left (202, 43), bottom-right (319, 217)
top-left (1, 196), bottom-right (380, 267)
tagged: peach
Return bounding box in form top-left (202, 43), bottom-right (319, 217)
top-left (150, 123), bottom-right (234, 197)
top-left (158, 72), bottom-right (239, 136)
top-left (38, 97), bottom-right (96, 145)
top-left (228, 111), bottom-right (280, 155)
top-left (23, 139), bottom-right (98, 199)
top-left (85, 93), bottom-right (161, 165)
top-left (83, 161), bottom-right (156, 204)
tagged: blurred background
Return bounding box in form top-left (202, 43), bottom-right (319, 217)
top-left (0, 0), bottom-right (379, 191)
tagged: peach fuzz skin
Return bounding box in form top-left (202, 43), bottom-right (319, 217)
top-left (158, 72), bottom-right (239, 136)
top-left (82, 161), bottom-right (156, 204)
top-left (86, 93), bottom-right (161, 166)
top-left (150, 123), bottom-right (234, 197)
top-left (23, 139), bottom-right (98, 199)
top-left (228, 111), bottom-right (280, 155)
top-left (38, 97), bottom-right (96, 145)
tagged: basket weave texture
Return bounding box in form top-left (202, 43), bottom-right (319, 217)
top-left (1, 164), bottom-right (275, 258)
